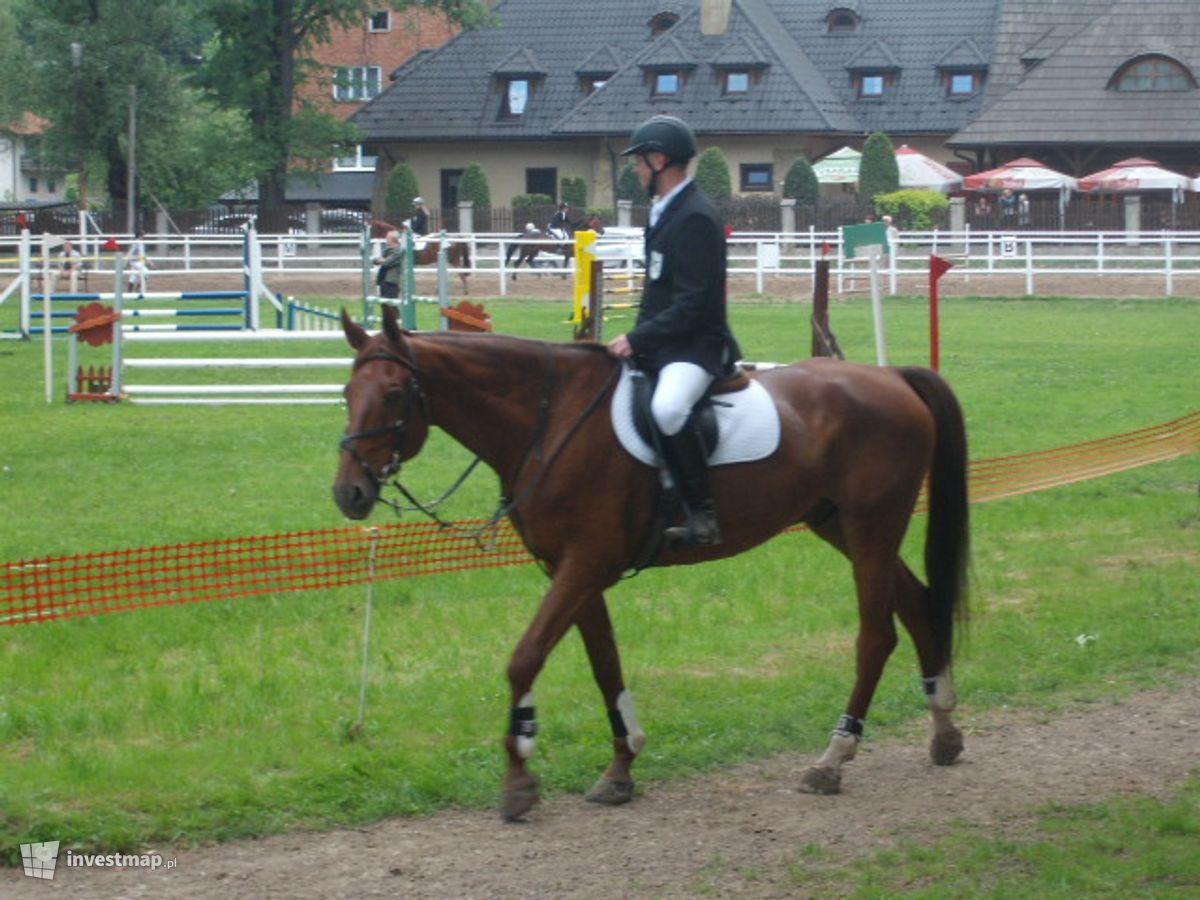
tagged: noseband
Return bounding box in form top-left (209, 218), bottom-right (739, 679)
top-left (339, 350), bottom-right (427, 487)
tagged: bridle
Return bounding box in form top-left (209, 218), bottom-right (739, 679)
top-left (338, 339), bottom-right (621, 541)
top-left (339, 349), bottom-right (427, 489)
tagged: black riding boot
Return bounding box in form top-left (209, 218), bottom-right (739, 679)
top-left (660, 423), bottom-right (722, 549)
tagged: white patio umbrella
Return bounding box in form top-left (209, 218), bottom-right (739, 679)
top-left (1080, 157), bottom-right (1193, 204)
top-left (895, 145), bottom-right (963, 192)
top-left (813, 146), bottom-right (862, 184)
top-left (963, 157), bottom-right (1078, 193)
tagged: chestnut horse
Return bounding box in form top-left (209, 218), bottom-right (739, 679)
top-left (504, 215), bottom-right (604, 278)
top-left (333, 304), bottom-right (970, 821)
top-left (370, 219), bottom-right (472, 293)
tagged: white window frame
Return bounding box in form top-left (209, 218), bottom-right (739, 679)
top-left (948, 72), bottom-right (977, 96)
top-left (504, 79), bottom-right (530, 117)
top-left (333, 66), bottom-right (382, 102)
top-left (368, 11), bottom-right (391, 33)
top-left (333, 144), bottom-right (379, 172)
top-left (860, 74), bottom-right (885, 97)
top-left (654, 71), bottom-right (680, 96)
top-left (724, 70), bottom-right (750, 95)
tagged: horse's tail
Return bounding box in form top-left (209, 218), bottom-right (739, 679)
top-left (457, 240), bottom-right (471, 269)
top-left (899, 367), bottom-right (970, 668)
top-left (504, 238), bottom-right (518, 265)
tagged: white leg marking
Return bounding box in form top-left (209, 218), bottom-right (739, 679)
top-left (617, 690), bottom-right (647, 755)
top-left (815, 733), bottom-right (859, 769)
top-left (927, 672), bottom-right (958, 711)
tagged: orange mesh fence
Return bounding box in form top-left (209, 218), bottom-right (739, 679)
top-left (2, 412), bottom-right (1196, 626)
top-left (2, 522), bottom-right (529, 626)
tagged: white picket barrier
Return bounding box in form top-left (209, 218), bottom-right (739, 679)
top-left (116, 329), bottom-right (351, 406)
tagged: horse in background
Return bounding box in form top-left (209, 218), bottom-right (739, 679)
top-left (505, 214), bottom-right (604, 278)
top-left (370, 219), bottom-right (472, 294)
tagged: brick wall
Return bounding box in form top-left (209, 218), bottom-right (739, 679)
top-left (302, 9), bottom-right (458, 120)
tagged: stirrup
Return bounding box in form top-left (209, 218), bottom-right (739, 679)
top-left (664, 507), bottom-right (721, 549)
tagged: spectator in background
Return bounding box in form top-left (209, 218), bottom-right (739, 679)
top-left (1017, 193), bottom-right (1031, 228)
top-left (56, 241), bottom-right (81, 293)
top-left (372, 230), bottom-right (405, 300)
top-left (999, 187), bottom-right (1018, 221)
top-left (127, 231), bottom-right (151, 294)
top-left (882, 214), bottom-right (900, 267)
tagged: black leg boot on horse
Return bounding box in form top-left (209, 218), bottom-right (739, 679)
top-left (659, 421), bottom-right (721, 549)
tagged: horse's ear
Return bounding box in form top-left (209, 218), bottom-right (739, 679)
top-left (342, 308), bottom-right (369, 351)
top-left (381, 301), bottom-right (405, 347)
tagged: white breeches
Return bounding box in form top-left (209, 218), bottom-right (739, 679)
top-left (651, 361), bottom-right (713, 436)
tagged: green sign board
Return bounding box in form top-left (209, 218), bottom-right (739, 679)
top-left (841, 222), bottom-right (889, 259)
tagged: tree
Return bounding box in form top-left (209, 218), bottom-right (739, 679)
top-left (694, 147), bottom-right (731, 202)
top-left (16, 0), bottom-right (212, 216)
top-left (456, 162), bottom-right (490, 209)
top-left (560, 176), bottom-right (586, 208)
top-left (616, 164), bottom-right (642, 203)
top-left (859, 131), bottom-right (900, 208)
top-left (782, 157), bottom-right (819, 206)
top-left (0, 3), bottom-right (33, 127)
top-left (199, 0), bottom-right (492, 225)
top-left (385, 162), bottom-right (420, 217)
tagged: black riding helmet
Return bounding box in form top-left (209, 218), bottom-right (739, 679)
top-left (621, 115), bottom-right (697, 164)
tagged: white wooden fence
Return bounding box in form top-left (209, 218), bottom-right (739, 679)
top-left (3, 228), bottom-right (1199, 301)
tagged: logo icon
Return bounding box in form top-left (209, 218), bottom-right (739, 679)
top-left (21, 841), bottom-right (61, 880)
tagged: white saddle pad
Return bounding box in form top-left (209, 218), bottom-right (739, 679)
top-left (611, 365), bottom-right (781, 467)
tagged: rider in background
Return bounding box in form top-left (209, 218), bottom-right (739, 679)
top-left (410, 197), bottom-right (430, 252)
top-left (411, 197), bottom-right (429, 237)
top-left (547, 201), bottom-right (571, 242)
top-left (605, 115), bottom-right (742, 548)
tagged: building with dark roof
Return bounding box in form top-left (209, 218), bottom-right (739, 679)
top-left (350, 0), bottom-right (1200, 215)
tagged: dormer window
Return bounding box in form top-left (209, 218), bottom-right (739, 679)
top-left (859, 74), bottom-right (885, 97)
top-left (723, 70), bottom-right (750, 95)
top-left (654, 71), bottom-right (680, 96)
top-left (503, 78), bottom-right (530, 116)
top-left (650, 12), bottom-right (679, 38)
top-left (946, 71), bottom-right (979, 97)
top-left (577, 46), bottom-right (622, 97)
top-left (827, 8), bottom-right (860, 33)
top-left (1110, 55), bottom-right (1194, 92)
top-left (492, 48), bottom-right (546, 120)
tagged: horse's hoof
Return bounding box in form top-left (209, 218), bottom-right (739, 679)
top-left (501, 773), bottom-right (540, 822)
top-left (931, 727), bottom-right (964, 766)
top-left (585, 776), bottom-right (635, 806)
top-left (798, 765), bottom-right (842, 795)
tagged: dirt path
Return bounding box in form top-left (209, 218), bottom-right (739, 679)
top-left (10, 680), bottom-right (1196, 899)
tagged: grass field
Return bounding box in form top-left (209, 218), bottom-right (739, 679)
top-left (1, 291), bottom-right (1197, 873)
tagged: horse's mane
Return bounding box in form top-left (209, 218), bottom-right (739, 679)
top-left (404, 329), bottom-right (616, 371)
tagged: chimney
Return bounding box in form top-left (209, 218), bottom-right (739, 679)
top-left (701, 0), bottom-right (732, 35)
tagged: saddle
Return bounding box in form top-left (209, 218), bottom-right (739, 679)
top-left (627, 368), bottom-right (750, 458)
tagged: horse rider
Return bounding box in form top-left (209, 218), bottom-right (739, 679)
top-left (605, 114), bottom-right (742, 548)
top-left (411, 197), bottom-right (429, 236)
top-left (546, 201), bottom-right (571, 243)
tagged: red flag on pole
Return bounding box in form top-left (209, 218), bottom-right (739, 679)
top-left (928, 255), bottom-right (954, 372)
